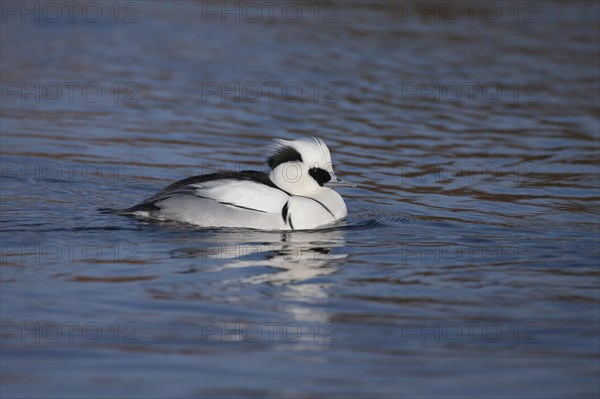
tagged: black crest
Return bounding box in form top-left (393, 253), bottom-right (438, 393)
top-left (308, 167), bottom-right (331, 186)
top-left (267, 146), bottom-right (303, 169)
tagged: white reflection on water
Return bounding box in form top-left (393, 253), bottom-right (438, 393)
top-left (212, 230), bottom-right (346, 285)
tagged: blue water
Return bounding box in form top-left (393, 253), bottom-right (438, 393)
top-left (1, 2), bottom-right (599, 398)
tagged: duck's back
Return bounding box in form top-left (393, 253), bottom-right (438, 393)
top-left (126, 171), bottom-right (290, 229)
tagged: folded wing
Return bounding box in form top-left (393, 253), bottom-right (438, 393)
top-left (126, 171), bottom-right (290, 229)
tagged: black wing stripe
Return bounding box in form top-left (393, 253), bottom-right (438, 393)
top-left (125, 202), bottom-right (161, 213)
top-left (160, 194), bottom-right (267, 214)
top-left (127, 171), bottom-right (292, 214)
top-left (218, 201), bottom-right (267, 213)
top-left (142, 170), bottom-right (290, 204)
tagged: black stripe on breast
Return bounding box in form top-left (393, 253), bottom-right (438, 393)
top-left (296, 195), bottom-right (335, 218)
top-left (281, 201), bottom-right (289, 223)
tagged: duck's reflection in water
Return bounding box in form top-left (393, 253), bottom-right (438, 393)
top-left (167, 227), bottom-right (347, 315)
top-left (208, 229), bottom-right (347, 286)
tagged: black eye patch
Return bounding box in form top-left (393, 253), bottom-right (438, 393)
top-left (267, 146), bottom-right (303, 169)
top-left (308, 167), bottom-right (331, 186)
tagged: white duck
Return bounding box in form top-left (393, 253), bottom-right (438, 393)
top-left (125, 137), bottom-right (356, 230)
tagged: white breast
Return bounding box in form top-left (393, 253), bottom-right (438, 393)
top-left (286, 188), bottom-right (347, 230)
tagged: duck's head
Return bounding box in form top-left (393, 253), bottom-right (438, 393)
top-left (267, 137), bottom-right (356, 195)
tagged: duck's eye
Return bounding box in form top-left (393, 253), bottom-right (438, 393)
top-left (308, 167), bottom-right (331, 186)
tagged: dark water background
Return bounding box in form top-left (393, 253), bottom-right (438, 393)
top-left (1, 1), bottom-right (599, 398)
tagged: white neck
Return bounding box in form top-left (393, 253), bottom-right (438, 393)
top-left (269, 164), bottom-right (320, 195)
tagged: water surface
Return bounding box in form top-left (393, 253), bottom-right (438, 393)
top-left (1, 2), bottom-right (599, 398)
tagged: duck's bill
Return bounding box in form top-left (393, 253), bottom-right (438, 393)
top-left (325, 178), bottom-right (358, 188)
